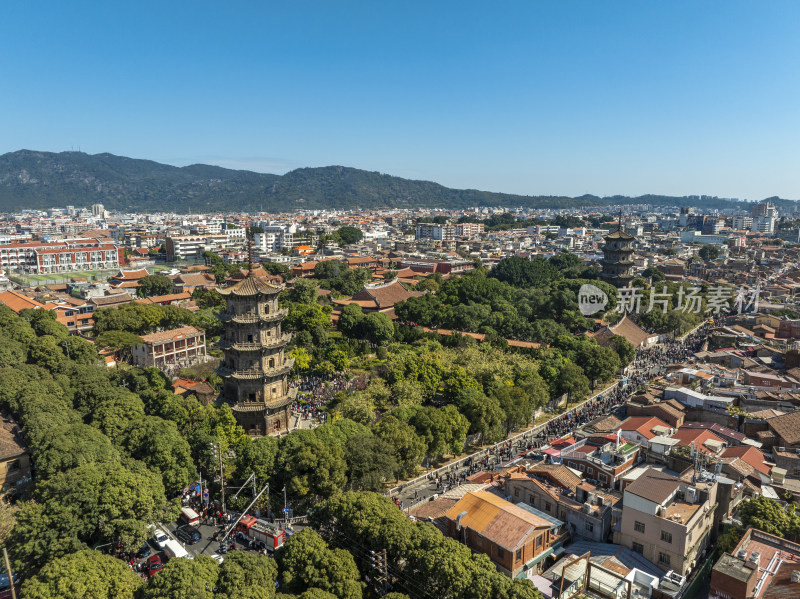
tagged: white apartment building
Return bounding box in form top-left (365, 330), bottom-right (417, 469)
top-left (165, 234), bottom-right (228, 261)
top-left (731, 216), bottom-right (753, 231)
top-left (753, 216), bottom-right (775, 235)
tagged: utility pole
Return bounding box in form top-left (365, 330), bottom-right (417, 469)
top-left (283, 486), bottom-right (288, 527)
top-left (370, 549), bottom-right (388, 595)
top-left (211, 441), bottom-right (226, 515)
top-left (3, 547), bottom-right (15, 599)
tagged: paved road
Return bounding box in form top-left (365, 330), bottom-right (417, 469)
top-left (392, 383), bottom-right (627, 511)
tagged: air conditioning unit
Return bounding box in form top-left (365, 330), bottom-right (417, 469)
top-left (583, 503), bottom-right (592, 513)
top-left (657, 505), bottom-right (665, 517)
top-left (686, 487), bottom-right (699, 504)
top-left (748, 552), bottom-right (761, 564)
top-left (737, 549), bottom-right (748, 559)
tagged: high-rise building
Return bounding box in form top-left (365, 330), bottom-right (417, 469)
top-left (91, 203), bottom-right (105, 217)
top-left (751, 201), bottom-right (776, 219)
top-left (217, 265), bottom-right (295, 436)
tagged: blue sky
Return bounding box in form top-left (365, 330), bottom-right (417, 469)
top-left (1, 1), bottom-right (799, 200)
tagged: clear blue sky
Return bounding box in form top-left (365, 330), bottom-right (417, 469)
top-left (2, 1), bottom-right (799, 201)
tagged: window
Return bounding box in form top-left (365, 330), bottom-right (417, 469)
top-left (515, 549), bottom-right (522, 561)
top-left (514, 488), bottom-right (519, 497)
top-left (536, 536), bottom-right (543, 548)
top-left (578, 464), bottom-right (586, 472)
top-left (248, 393), bottom-right (256, 402)
top-left (7, 460), bottom-right (19, 472)
top-left (269, 358), bottom-right (275, 368)
top-left (545, 502), bottom-right (551, 512)
top-left (634, 521), bottom-right (645, 534)
top-left (264, 304), bottom-right (270, 314)
top-left (585, 522), bottom-right (594, 532)
top-left (661, 530), bottom-right (673, 543)
top-left (247, 334), bottom-right (253, 343)
top-left (632, 542), bottom-right (644, 555)
top-left (529, 495), bottom-right (535, 505)
top-left (599, 473), bottom-right (608, 483)
top-left (497, 548), bottom-right (505, 559)
top-left (658, 552), bottom-right (671, 566)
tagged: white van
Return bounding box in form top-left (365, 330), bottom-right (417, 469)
top-left (164, 539), bottom-right (192, 560)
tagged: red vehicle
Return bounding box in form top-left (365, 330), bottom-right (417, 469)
top-left (147, 555), bottom-right (163, 576)
top-left (235, 515), bottom-right (286, 552)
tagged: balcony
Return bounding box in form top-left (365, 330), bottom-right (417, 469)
top-left (219, 333), bottom-right (291, 352)
top-left (219, 358), bottom-right (295, 380)
top-left (220, 308), bottom-right (288, 324)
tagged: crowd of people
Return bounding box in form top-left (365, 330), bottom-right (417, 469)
top-left (289, 373), bottom-right (369, 426)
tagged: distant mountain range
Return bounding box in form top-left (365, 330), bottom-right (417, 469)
top-left (0, 150), bottom-right (791, 214)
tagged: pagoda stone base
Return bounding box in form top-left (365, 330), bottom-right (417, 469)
top-left (234, 404), bottom-right (291, 437)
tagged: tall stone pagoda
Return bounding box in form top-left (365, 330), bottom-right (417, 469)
top-left (217, 250), bottom-right (295, 436)
top-left (600, 212), bottom-right (636, 288)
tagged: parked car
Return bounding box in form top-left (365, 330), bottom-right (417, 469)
top-left (175, 525), bottom-right (201, 545)
top-left (147, 555), bottom-right (163, 576)
top-left (136, 541), bottom-right (152, 558)
top-left (151, 529), bottom-right (169, 551)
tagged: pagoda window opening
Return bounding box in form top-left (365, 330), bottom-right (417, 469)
top-left (269, 358), bottom-right (275, 369)
top-left (248, 393), bottom-right (256, 402)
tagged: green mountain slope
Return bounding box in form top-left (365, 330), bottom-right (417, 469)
top-left (0, 149), bottom-right (777, 213)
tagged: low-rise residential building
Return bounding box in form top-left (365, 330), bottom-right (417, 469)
top-left (615, 467), bottom-right (718, 577)
top-left (0, 415), bottom-right (30, 489)
top-left (710, 528), bottom-right (800, 599)
top-left (505, 465), bottom-right (616, 544)
top-left (444, 491), bottom-right (568, 578)
top-left (132, 325), bottom-right (207, 369)
top-left (557, 438), bottom-right (642, 490)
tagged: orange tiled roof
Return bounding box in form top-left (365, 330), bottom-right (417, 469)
top-left (0, 290), bottom-right (45, 313)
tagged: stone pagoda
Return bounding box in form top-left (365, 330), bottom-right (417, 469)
top-left (600, 212), bottom-right (636, 288)
top-left (217, 252), bottom-right (295, 436)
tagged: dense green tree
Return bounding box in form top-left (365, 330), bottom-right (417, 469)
top-left (575, 342), bottom-right (620, 387)
top-left (337, 303), bottom-right (365, 338)
top-left (372, 415), bottom-right (426, 478)
top-left (0, 334), bottom-right (27, 367)
top-left (217, 551), bottom-right (277, 598)
top-left (277, 529), bottom-right (363, 599)
top-left (192, 287), bottom-right (226, 309)
top-left (344, 433), bottom-right (398, 491)
top-left (277, 432), bottom-right (348, 503)
top-left (33, 423), bottom-right (120, 479)
top-left (137, 274), bottom-right (174, 297)
top-left (739, 496), bottom-right (800, 540)
top-left (556, 362), bottom-right (591, 404)
top-left (390, 379), bottom-right (425, 407)
top-left (36, 460), bottom-right (168, 550)
top-left (609, 335), bottom-right (636, 367)
top-left (699, 245), bottom-right (720, 261)
top-left (493, 386), bottom-right (533, 435)
top-left (140, 554), bottom-right (219, 599)
top-left (122, 415), bottom-right (196, 491)
top-left (21, 549), bottom-right (141, 599)
top-left (89, 387), bottom-right (146, 441)
top-left (236, 436), bottom-right (279, 488)
top-left (335, 226), bottom-right (364, 245)
top-left (28, 334), bottom-right (68, 372)
top-left (288, 279), bottom-right (319, 304)
top-left (8, 502), bottom-right (86, 575)
top-left (456, 388), bottom-right (506, 444)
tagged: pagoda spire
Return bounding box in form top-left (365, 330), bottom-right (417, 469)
top-left (246, 229), bottom-right (254, 276)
